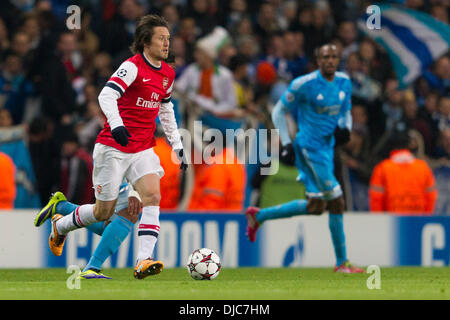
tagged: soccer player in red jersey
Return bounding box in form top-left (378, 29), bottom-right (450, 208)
top-left (47, 15), bottom-right (187, 279)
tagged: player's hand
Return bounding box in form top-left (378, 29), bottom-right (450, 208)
top-left (174, 148), bottom-right (188, 171)
top-left (280, 143), bottom-right (296, 166)
top-left (127, 195), bottom-right (142, 216)
top-left (334, 127), bottom-right (350, 146)
top-left (111, 126), bottom-right (131, 147)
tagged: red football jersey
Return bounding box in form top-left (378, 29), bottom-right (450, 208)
top-left (96, 53), bottom-right (175, 153)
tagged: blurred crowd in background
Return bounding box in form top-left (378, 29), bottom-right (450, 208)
top-left (0, 0), bottom-right (448, 215)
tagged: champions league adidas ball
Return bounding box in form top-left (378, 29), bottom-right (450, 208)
top-left (186, 248), bottom-right (221, 280)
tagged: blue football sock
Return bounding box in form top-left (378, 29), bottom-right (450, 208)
top-left (256, 199), bottom-right (308, 224)
top-left (86, 222), bottom-right (106, 236)
top-left (328, 213), bottom-right (347, 266)
top-left (55, 200), bottom-right (78, 215)
top-left (83, 216), bottom-right (134, 272)
top-left (56, 200), bottom-right (104, 236)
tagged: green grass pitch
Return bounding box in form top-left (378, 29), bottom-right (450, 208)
top-left (0, 267), bottom-right (449, 300)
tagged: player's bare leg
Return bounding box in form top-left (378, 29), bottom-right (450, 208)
top-left (133, 173), bottom-right (164, 279)
top-left (93, 199), bottom-right (118, 221)
top-left (306, 198), bottom-right (327, 215)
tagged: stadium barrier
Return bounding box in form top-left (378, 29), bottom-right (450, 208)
top-left (1, 210), bottom-right (449, 268)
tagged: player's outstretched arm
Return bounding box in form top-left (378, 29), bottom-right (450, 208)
top-left (272, 100), bottom-right (296, 165)
top-left (271, 100), bottom-right (292, 147)
top-left (98, 61), bottom-right (138, 147)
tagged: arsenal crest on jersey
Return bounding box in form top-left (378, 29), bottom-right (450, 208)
top-left (162, 77), bottom-right (169, 89)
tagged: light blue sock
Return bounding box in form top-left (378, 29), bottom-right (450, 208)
top-left (55, 200), bottom-right (78, 215)
top-left (83, 216), bottom-right (134, 272)
top-left (56, 200), bottom-right (104, 236)
top-left (256, 200), bottom-right (308, 224)
top-left (328, 213), bottom-right (347, 266)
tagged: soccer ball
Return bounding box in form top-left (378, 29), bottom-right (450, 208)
top-left (186, 248), bottom-right (221, 280)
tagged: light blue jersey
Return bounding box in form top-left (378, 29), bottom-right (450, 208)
top-left (280, 69), bottom-right (352, 150)
top-left (262, 69), bottom-right (355, 267)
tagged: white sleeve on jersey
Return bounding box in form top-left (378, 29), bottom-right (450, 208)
top-left (98, 61), bottom-right (138, 130)
top-left (98, 86), bottom-right (123, 130)
top-left (338, 109), bottom-right (352, 131)
top-left (158, 101), bottom-right (183, 150)
top-left (271, 99), bottom-right (292, 146)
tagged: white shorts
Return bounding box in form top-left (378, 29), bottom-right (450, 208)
top-left (92, 143), bottom-right (164, 201)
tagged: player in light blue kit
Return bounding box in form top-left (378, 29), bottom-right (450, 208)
top-left (245, 44), bottom-right (364, 273)
top-left (35, 180), bottom-right (141, 279)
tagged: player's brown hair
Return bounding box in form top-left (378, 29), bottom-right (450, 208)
top-left (130, 14), bottom-right (169, 54)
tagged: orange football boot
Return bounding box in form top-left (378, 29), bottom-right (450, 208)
top-left (134, 259), bottom-right (164, 279)
top-left (49, 214), bottom-right (66, 256)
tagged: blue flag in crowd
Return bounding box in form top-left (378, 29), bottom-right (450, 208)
top-left (359, 3), bottom-right (450, 89)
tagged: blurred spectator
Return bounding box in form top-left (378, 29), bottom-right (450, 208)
top-left (369, 130), bottom-right (437, 215)
top-left (177, 16), bottom-right (198, 64)
top-left (267, 31), bottom-right (309, 82)
top-left (32, 30), bottom-right (77, 130)
top-left (0, 50), bottom-right (34, 124)
top-left (92, 52), bottom-right (114, 88)
top-left (235, 34), bottom-right (260, 63)
top-left (402, 90), bottom-right (433, 156)
top-left (382, 79), bottom-right (404, 132)
top-left (20, 13), bottom-right (41, 50)
top-left (28, 116), bottom-right (60, 205)
top-left (254, 2), bottom-right (280, 52)
top-left (57, 31), bottom-right (82, 83)
top-left (352, 104), bottom-right (369, 127)
top-left (418, 90), bottom-right (440, 141)
top-left (303, 6), bottom-right (334, 58)
top-left (229, 54), bottom-right (252, 112)
top-left (432, 128), bottom-right (450, 215)
top-left (279, 0), bottom-right (298, 32)
top-left (340, 123), bottom-right (374, 185)
top-left (358, 38), bottom-right (390, 83)
top-left (0, 109), bottom-right (40, 208)
top-left (337, 121), bottom-right (374, 211)
top-left (345, 51), bottom-right (381, 103)
top-left (231, 16), bottom-right (253, 43)
top-left (433, 128), bottom-right (450, 165)
top-left (218, 43), bottom-right (237, 69)
top-left (226, 0), bottom-right (248, 30)
top-left (422, 55), bottom-right (450, 96)
top-left (0, 150), bottom-right (15, 209)
top-left (60, 131), bottom-right (94, 205)
top-left (175, 27), bottom-right (239, 132)
top-left (430, 3), bottom-right (448, 23)
top-left (72, 9), bottom-right (100, 69)
top-left (0, 17), bottom-right (10, 55)
top-left (337, 21), bottom-right (358, 65)
top-left (185, 0), bottom-right (217, 37)
top-left (76, 100), bottom-right (104, 153)
top-left (11, 31), bottom-right (32, 59)
top-left (437, 96), bottom-right (450, 131)
top-left (161, 4), bottom-right (180, 35)
top-left (99, 0), bottom-right (145, 61)
top-left (188, 144), bottom-right (245, 212)
top-left (170, 35), bottom-right (187, 77)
